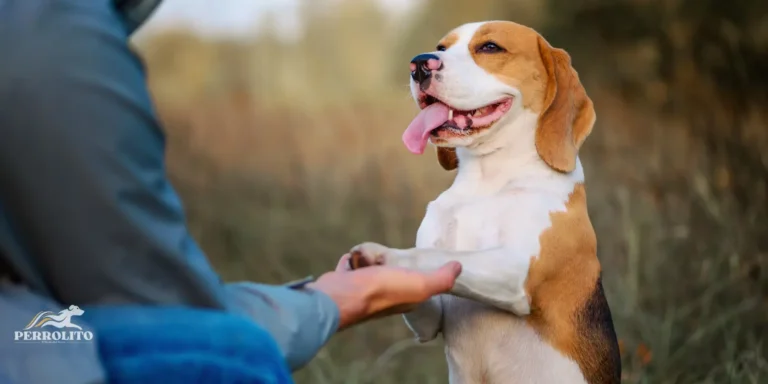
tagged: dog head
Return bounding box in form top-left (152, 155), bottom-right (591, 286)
top-left (402, 21), bottom-right (595, 173)
top-left (68, 305), bottom-right (84, 316)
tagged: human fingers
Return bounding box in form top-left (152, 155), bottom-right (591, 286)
top-left (421, 261), bottom-right (462, 295)
top-left (366, 261), bottom-right (462, 306)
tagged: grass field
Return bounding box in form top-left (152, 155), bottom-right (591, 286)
top-left (136, 1), bottom-right (767, 382)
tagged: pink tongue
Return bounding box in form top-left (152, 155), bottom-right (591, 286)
top-left (402, 103), bottom-right (450, 154)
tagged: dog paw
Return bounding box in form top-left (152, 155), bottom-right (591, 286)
top-left (348, 242), bottom-right (392, 270)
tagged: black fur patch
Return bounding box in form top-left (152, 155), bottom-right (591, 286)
top-left (576, 275), bottom-right (622, 383)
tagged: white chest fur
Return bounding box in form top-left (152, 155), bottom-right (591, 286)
top-left (417, 195), bottom-right (502, 251)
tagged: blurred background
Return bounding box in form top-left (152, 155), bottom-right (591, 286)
top-left (133, 0), bottom-right (767, 383)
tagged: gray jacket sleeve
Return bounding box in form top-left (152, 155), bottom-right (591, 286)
top-left (0, 0), bottom-right (338, 371)
top-left (227, 283), bottom-right (340, 370)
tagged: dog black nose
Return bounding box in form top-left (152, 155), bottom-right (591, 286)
top-left (410, 53), bottom-right (442, 83)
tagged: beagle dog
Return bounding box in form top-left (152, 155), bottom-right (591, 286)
top-left (348, 21), bottom-right (621, 383)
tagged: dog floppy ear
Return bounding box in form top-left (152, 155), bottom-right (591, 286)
top-left (436, 147), bottom-right (458, 171)
top-left (535, 36), bottom-right (595, 173)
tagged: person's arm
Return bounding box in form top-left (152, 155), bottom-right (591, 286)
top-left (0, 0), bottom-right (462, 372)
top-left (226, 284), bottom-right (339, 370)
top-left (0, 0), bottom-right (339, 370)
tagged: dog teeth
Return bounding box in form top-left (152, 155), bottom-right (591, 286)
top-left (473, 109), bottom-right (481, 117)
top-left (448, 109), bottom-right (454, 120)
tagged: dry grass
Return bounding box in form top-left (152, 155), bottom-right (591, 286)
top-left (135, 0), bottom-right (767, 382)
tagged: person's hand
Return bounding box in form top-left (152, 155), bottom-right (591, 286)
top-left (308, 254), bottom-right (462, 330)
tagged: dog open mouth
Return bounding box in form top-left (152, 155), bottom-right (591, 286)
top-left (402, 95), bottom-right (513, 154)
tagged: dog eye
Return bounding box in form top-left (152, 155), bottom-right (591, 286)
top-left (436, 45), bottom-right (447, 52)
top-left (477, 42), bottom-right (504, 53)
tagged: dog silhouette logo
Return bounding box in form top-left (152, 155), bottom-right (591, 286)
top-left (14, 305), bottom-right (93, 343)
top-left (23, 305), bottom-right (86, 331)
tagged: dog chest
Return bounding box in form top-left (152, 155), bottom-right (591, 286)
top-left (415, 190), bottom-right (564, 254)
top-left (416, 197), bottom-right (503, 250)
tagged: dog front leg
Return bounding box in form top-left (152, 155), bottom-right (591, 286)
top-left (349, 242), bottom-right (531, 316)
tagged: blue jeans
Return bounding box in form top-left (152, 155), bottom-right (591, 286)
top-left (84, 306), bottom-right (294, 384)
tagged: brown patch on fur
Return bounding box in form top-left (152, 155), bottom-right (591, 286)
top-left (524, 184), bottom-right (621, 383)
top-left (535, 37), bottom-right (595, 173)
top-left (469, 21), bottom-right (549, 112)
top-left (436, 147), bottom-right (458, 170)
top-left (438, 32), bottom-right (460, 50)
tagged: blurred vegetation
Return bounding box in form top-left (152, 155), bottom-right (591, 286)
top-left (136, 0), bottom-right (767, 382)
